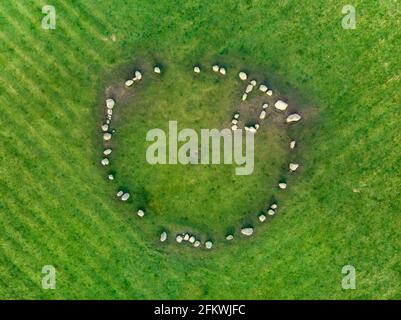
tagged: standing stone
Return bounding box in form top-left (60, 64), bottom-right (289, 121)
top-left (117, 190), bottom-right (124, 197)
top-left (270, 203), bottom-right (278, 210)
top-left (234, 113), bottom-right (240, 119)
top-left (176, 235), bottom-right (183, 243)
top-left (103, 133), bottom-right (112, 141)
top-left (259, 84), bottom-right (268, 92)
top-left (290, 140), bottom-right (296, 149)
top-left (267, 209), bottom-right (275, 216)
top-left (212, 65), bottom-right (219, 72)
top-left (183, 233), bottom-right (190, 241)
top-left (160, 231), bottom-right (167, 242)
top-left (226, 234), bottom-right (234, 240)
top-left (106, 98), bottom-right (115, 109)
top-left (266, 90), bottom-right (273, 96)
top-left (108, 174), bottom-right (114, 181)
top-left (231, 124), bottom-right (238, 131)
top-left (259, 110), bottom-right (266, 120)
top-left (250, 80), bottom-right (257, 86)
top-left (194, 66), bottom-right (201, 73)
top-left (205, 241), bottom-right (213, 249)
top-left (219, 67), bottom-right (226, 75)
top-left (286, 114), bottom-right (302, 123)
top-left (259, 214), bottom-right (266, 222)
top-left (137, 209), bottom-right (145, 218)
top-left (231, 119), bottom-right (238, 125)
top-left (239, 72), bottom-right (247, 81)
top-left (262, 103), bottom-right (269, 109)
top-left (289, 163), bottom-right (299, 172)
top-left (103, 148), bottom-right (112, 156)
top-left (153, 66), bottom-right (161, 74)
top-left (125, 79), bottom-right (134, 87)
top-left (242, 93), bottom-right (247, 101)
top-left (194, 240), bottom-right (201, 247)
top-left (101, 158), bottom-right (109, 166)
top-left (241, 227), bottom-right (254, 236)
top-left (101, 124), bottom-right (109, 132)
top-left (134, 70), bottom-right (142, 80)
top-left (274, 100), bottom-right (288, 111)
top-left (245, 84), bottom-right (253, 93)
top-left (189, 236), bottom-right (195, 243)
top-left (278, 182), bottom-right (287, 190)
top-left (121, 193), bottom-right (130, 201)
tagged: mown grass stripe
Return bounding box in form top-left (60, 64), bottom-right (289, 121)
top-left (12, 1), bottom-right (106, 66)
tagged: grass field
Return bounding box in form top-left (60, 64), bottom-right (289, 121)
top-left (1, 0), bottom-right (400, 299)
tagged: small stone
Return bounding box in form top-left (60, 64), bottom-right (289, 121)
top-left (125, 79), bottom-right (134, 87)
top-left (226, 234), bottom-right (234, 240)
top-left (212, 65), bottom-right (219, 72)
top-left (101, 124), bottom-right (109, 132)
top-left (231, 124), bottom-right (238, 131)
top-left (101, 158), bottom-right (109, 166)
top-left (286, 114), bottom-right (302, 123)
top-left (219, 67), bottom-right (226, 75)
top-left (245, 84), bottom-right (253, 93)
top-left (241, 227), bottom-right (254, 236)
top-left (259, 110), bottom-right (266, 120)
top-left (183, 233), bottom-right (190, 241)
top-left (103, 148), bottom-right (112, 156)
top-left (250, 80), bottom-right (257, 86)
top-left (205, 241), bottom-right (213, 249)
top-left (153, 66), bottom-right (161, 74)
top-left (267, 209), bottom-right (275, 216)
top-left (259, 214), bottom-right (267, 222)
top-left (194, 66), bottom-right (201, 73)
top-left (121, 193), bottom-right (130, 201)
top-left (160, 231), bottom-right (167, 242)
top-left (239, 72), bottom-right (247, 81)
top-left (244, 126), bottom-right (249, 131)
top-left (108, 174), bottom-right (114, 180)
top-left (259, 84), bottom-right (268, 92)
top-left (278, 182), bottom-right (287, 190)
top-left (234, 113), bottom-right (240, 119)
top-left (176, 235), bottom-right (183, 243)
top-left (266, 90), bottom-right (273, 96)
top-left (289, 163), bottom-right (299, 172)
top-left (290, 140), bottom-right (296, 149)
top-left (249, 126), bottom-right (257, 133)
top-left (117, 190), bottom-right (124, 197)
top-left (242, 93), bottom-right (247, 101)
top-left (137, 209), bottom-right (145, 217)
top-left (262, 103), bottom-right (269, 109)
top-left (134, 70), bottom-right (142, 80)
top-left (106, 98), bottom-right (115, 109)
top-left (194, 240), bottom-right (201, 247)
top-left (107, 108), bottom-right (113, 116)
top-left (231, 119), bottom-right (238, 125)
top-left (189, 236), bottom-right (195, 243)
top-left (106, 119), bottom-right (110, 124)
top-left (270, 203), bottom-right (278, 210)
top-left (274, 100), bottom-right (288, 111)
top-left (255, 124), bottom-right (260, 129)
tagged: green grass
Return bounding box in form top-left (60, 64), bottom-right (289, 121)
top-left (1, 0), bottom-right (400, 299)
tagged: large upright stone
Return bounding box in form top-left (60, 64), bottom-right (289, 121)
top-left (106, 98), bottom-right (115, 109)
top-left (286, 114), bottom-right (302, 123)
top-left (274, 100), bottom-right (288, 111)
top-left (241, 227), bottom-right (254, 236)
top-left (103, 133), bottom-right (112, 141)
top-left (239, 72), bottom-right (247, 80)
top-left (160, 231), bottom-right (167, 242)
